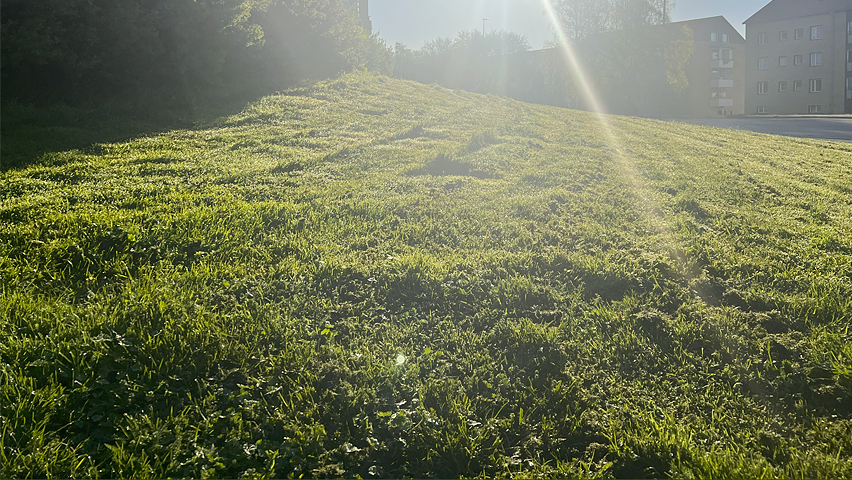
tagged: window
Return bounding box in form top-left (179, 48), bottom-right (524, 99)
top-left (711, 32), bottom-right (718, 42)
top-left (810, 25), bottom-right (822, 40)
top-left (757, 106), bottom-right (769, 114)
top-left (711, 68), bottom-right (733, 81)
top-left (722, 33), bottom-right (729, 43)
top-left (758, 81), bottom-right (769, 94)
top-left (779, 56), bottom-right (788, 67)
top-left (794, 54), bottom-right (803, 65)
top-left (779, 81), bottom-right (787, 92)
top-left (794, 80), bottom-right (803, 91)
top-left (809, 105), bottom-right (822, 113)
top-left (847, 50), bottom-right (852, 72)
top-left (848, 21), bottom-right (852, 43)
top-left (713, 48), bottom-right (732, 63)
top-left (795, 28), bottom-right (804, 39)
top-left (779, 30), bottom-right (788, 41)
top-left (810, 52), bottom-right (823, 66)
top-left (810, 78), bottom-right (822, 92)
top-left (759, 32), bottom-right (767, 45)
top-left (758, 57), bottom-right (769, 70)
top-left (847, 77), bottom-right (852, 99)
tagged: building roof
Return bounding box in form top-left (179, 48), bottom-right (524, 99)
top-left (744, 0), bottom-right (852, 25)
top-left (576, 15), bottom-right (745, 46)
top-left (662, 15), bottom-right (746, 42)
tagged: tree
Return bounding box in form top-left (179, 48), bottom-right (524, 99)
top-left (0, 0), bottom-right (391, 104)
top-left (550, 0), bottom-right (673, 42)
top-left (394, 30), bottom-right (531, 94)
top-left (573, 24), bottom-right (693, 116)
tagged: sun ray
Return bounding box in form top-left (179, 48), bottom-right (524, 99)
top-left (538, 0), bottom-right (697, 283)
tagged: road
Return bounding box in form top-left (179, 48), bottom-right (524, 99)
top-left (669, 116), bottom-right (852, 143)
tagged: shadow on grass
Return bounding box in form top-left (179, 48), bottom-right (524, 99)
top-left (0, 90), bottom-right (289, 172)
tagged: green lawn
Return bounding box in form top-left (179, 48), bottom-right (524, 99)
top-left (2, 73), bottom-right (851, 479)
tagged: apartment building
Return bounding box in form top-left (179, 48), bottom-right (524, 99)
top-left (668, 16), bottom-right (746, 117)
top-left (744, 0), bottom-right (852, 114)
top-left (346, 0), bottom-right (371, 34)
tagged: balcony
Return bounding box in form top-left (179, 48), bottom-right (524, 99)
top-left (711, 78), bottom-right (734, 88)
top-left (711, 99), bottom-right (734, 107)
top-left (711, 59), bottom-right (734, 69)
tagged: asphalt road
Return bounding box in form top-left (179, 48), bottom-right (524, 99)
top-left (670, 116), bottom-right (852, 143)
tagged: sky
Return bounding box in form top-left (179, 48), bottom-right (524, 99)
top-left (370, 0), bottom-right (771, 50)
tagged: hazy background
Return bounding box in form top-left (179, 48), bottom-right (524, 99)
top-left (372, 0), bottom-right (769, 49)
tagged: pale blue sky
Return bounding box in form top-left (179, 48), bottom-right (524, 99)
top-left (371, 0), bottom-right (770, 49)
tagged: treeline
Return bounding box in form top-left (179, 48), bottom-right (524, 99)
top-left (393, 30), bottom-right (692, 116)
top-left (0, 0), bottom-right (392, 105)
top-left (2, 0), bottom-right (691, 117)
top-left (392, 31), bottom-right (572, 108)
top-left (392, 0), bottom-right (692, 116)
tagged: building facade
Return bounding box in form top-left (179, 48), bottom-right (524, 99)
top-left (347, 0), bottom-right (371, 34)
top-left (744, 0), bottom-right (852, 114)
top-left (668, 16), bottom-right (746, 117)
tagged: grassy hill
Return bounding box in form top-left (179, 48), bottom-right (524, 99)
top-left (2, 73), bottom-right (851, 479)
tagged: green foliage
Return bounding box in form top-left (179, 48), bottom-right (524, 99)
top-left (551, 0), bottom-right (673, 43)
top-left (574, 24), bottom-right (695, 116)
top-left (0, 0), bottom-right (390, 104)
top-left (394, 30), bottom-right (531, 94)
top-left (1, 73), bottom-right (851, 478)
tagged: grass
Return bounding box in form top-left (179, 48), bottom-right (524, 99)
top-left (1, 72), bottom-right (851, 478)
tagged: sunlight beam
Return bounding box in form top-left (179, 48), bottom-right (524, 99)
top-left (538, 0), bottom-right (700, 286)
top-left (539, 0), bottom-right (607, 115)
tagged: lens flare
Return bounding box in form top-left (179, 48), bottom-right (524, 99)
top-left (539, 0), bottom-right (695, 283)
top-left (539, 0), bottom-right (607, 115)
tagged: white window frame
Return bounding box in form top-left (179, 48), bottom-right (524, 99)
top-left (848, 21), bottom-right (852, 43)
top-left (758, 32), bottom-right (767, 45)
top-left (810, 25), bottom-right (822, 40)
top-left (795, 28), bottom-right (804, 39)
top-left (711, 32), bottom-right (718, 42)
top-left (794, 54), bottom-right (803, 66)
top-left (722, 33), bottom-right (729, 43)
top-left (757, 106), bottom-right (769, 114)
top-left (779, 30), bottom-right (788, 41)
top-left (758, 81), bottom-right (769, 94)
top-left (794, 80), bottom-right (803, 91)
top-left (758, 57), bottom-right (769, 70)
top-left (778, 81), bottom-right (787, 92)
top-left (810, 52), bottom-right (823, 67)
top-left (810, 78), bottom-right (822, 93)
top-left (808, 105), bottom-right (821, 113)
top-left (847, 77), bottom-right (852, 99)
top-left (847, 50), bottom-right (852, 72)
top-left (779, 56), bottom-right (787, 67)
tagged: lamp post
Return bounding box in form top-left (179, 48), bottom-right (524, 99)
top-left (482, 18), bottom-right (489, 35)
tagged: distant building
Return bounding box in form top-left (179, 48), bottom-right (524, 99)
top-left (572, 16), bottom-right (747, 118)
top-left (347, 0), bottom-right (372, 34)
top-left (744, 0), bottom-right (852, 114)
top-left (656, 16), bottom-right (746, 117)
